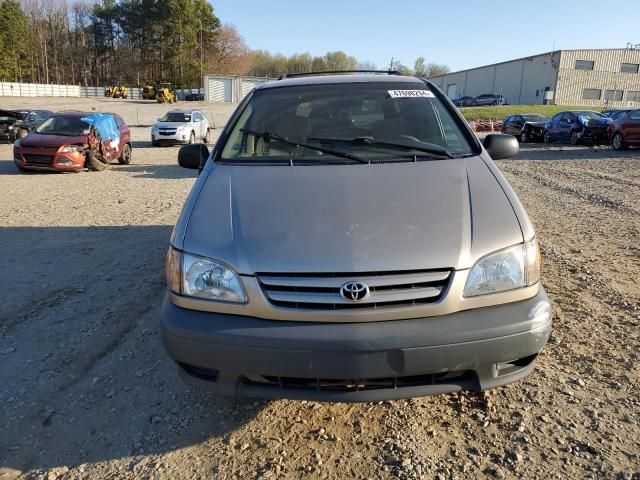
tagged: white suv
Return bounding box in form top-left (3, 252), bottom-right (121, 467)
top-left (151, 109), bottom-right (210, 146)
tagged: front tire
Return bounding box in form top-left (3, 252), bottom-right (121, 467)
top-left (118, 143), bottom-right (132, 164)
top-left (612, 132), bottom-right (626, 150)
top-left (520, 131), bottom-right (528, 143)
top-left (86, 151), bottom-right (108, 171)
top-left (204, 128), bottom-right (211, 144)
top-left (570, 130), bottom-right (579, 146)
top-left (543, 130), bottom-right (551, 144)
top-left (188, 131), bottom-right (195, 144)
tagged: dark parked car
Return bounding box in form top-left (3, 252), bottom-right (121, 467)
top-left (601, 109), bottom-right (632, 120)
top-left (472, 94), bottom-right (507, 106)
top-left (0, 109), bottom-right (53, 141)
top-left (185, 92), bottom-right (205, 101)
top-left (452, 96), bottom-right (474, 107)
top-left (543, 110), bottom-right (612, 145)
top-left (502, 114), bottom-right (548, 143)
top-left (609, 109), bottom-right (640, 150)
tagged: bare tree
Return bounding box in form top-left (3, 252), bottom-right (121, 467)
top-left (206, 24), bottom-right (251, 76)
top-left (425, 63), bottom-right (450, 78)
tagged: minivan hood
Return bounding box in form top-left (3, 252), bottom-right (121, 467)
top-left (182, 158), bottom-right (524, 274)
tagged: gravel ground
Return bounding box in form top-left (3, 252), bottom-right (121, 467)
top-left (1, 97), bottom-right (639, 480)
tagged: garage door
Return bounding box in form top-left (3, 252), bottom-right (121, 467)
top-left (240, 79), bottom-right (264, 98)
top-left (447, 84), bottom-right (457, 98)
top-left (207, 78), bottom-right (232, 102)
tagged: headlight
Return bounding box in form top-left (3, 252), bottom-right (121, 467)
top-left (60, 145), bottom-right (81, 153)
top-left (463, 239), bottom-right (540, 297)
top-left (7, 125), bottom-right (14, 130)
top-left (165, 247), bottom-right (247, 303)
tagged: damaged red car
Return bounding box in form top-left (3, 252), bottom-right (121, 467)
top-left (13, 111), bottom-right (132, 172)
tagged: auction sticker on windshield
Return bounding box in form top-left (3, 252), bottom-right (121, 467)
top-left (388, 90), bottom-right (435, 98)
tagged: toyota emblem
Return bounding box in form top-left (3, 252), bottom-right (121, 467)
top-left (340, 281), bottom-right (370, 302)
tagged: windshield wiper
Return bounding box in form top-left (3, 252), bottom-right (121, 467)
top-left (308, 136), bottom-right (454, 159)
top-left (240, 128), bottom-right (369, 164)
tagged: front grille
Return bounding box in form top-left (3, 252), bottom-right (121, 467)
top-left (159, 129), bottom-right (177, 136)
top-left (257, 269), bottom-right (451, 310)
top-left (24, 154), bottom-right (54, 165)
top-left (244, 370), bottom-right (473, 392)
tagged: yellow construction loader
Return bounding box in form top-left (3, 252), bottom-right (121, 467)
top-left (104, 81), bottom-right (128, 99)
top-left (141, 82), bottom-right (157, 100)
top-left (156, 83), bottom-right (178, 103)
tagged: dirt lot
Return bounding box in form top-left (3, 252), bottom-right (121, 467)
top-left (1, 97), bottom-right (639, 480)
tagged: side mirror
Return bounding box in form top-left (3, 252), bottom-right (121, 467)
top-left (483, 134), bottom-right (519, 160)
top-left (178, 143), bottom-right (209, 169)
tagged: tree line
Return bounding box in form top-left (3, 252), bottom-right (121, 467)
top-left (0, 0), bottom-right (449, 87)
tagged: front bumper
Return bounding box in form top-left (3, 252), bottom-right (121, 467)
top-left (161, 288), bottom-right (552, 402)
top-left (14, 149), bottom-right (85, 172)
top-left (579, 127), bottom-right (609, 144)
top-left (1, 129), bottom-right (16, 141)
top-left (152, 131), bottom-right (191, 145)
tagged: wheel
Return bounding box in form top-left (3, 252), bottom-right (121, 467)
top-left (204, 128), bottom-right (211, 144)
top-left (188, 131), bottom-right (195, 144)
top-left (612, 132), bottom-right (626, 150)
top-left (15, 162), bottom-right (29, 172)
top-left (123, 94), bottom-right (128, 99)
top-left (520, 131), bottom-right (528, 143)
top-left (471, 101), bottom-right (478, 107)
top-left (152, 140), bottom-right (160, 147)
top-left (16, 129), bottom-right (28, 139)
top-left (543, 130), bottom-right (551, 144)
top-left (118, 143), bottom-right (132, 164)
top-left (570, 130), bottom-right (579, 145)
top-left (86, 151), bottom-right (108, 171)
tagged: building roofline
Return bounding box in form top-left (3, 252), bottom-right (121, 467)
top-left (428, 48), bottom-right (640, 80)
top-left (429, 50), bottom-right (560, 80)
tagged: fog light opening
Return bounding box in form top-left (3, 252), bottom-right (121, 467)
top-left (496, 354), bottom-right (538, 377)
top-left (179, 363), bottom-right (218, 382)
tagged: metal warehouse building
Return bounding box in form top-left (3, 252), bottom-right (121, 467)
top-left (429, 48), bottom-right (640, 107)
top-left (203, 75), bottom-right (268, 103)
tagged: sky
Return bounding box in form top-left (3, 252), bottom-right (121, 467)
top-left (211, 0), bottom-right (640, 72)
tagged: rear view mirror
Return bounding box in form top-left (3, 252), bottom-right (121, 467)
top-left (483, 134), bottom-right (519, 160)
top-left (178, 143), bottom-right (209, 169)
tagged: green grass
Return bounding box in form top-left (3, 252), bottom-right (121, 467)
top-left (459, 105), bottom-right (604, 122)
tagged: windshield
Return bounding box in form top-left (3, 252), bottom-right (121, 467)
top-left (35, 116), bottom-right (90, 136)
top-left (611, 110), bottom-right (629, 120)
top-left (160, 112), bottom-right (190, 123)
top-left (221, 82), bottom-right (474, 162)
top-left (522, 115), bottom-right (546, 122)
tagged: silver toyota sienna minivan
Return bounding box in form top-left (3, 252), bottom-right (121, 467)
top-left (162, 72), bottom-right (552, 402)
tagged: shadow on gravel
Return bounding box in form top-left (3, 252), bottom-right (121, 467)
top-left (515, 144), bottom-right (640, 161)
top-left (115, 163), bottom-right (199, 179)
top-left (0, 226), bottom-right (263, 474)
top-left (0, 159), bottom-right (21, 175)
